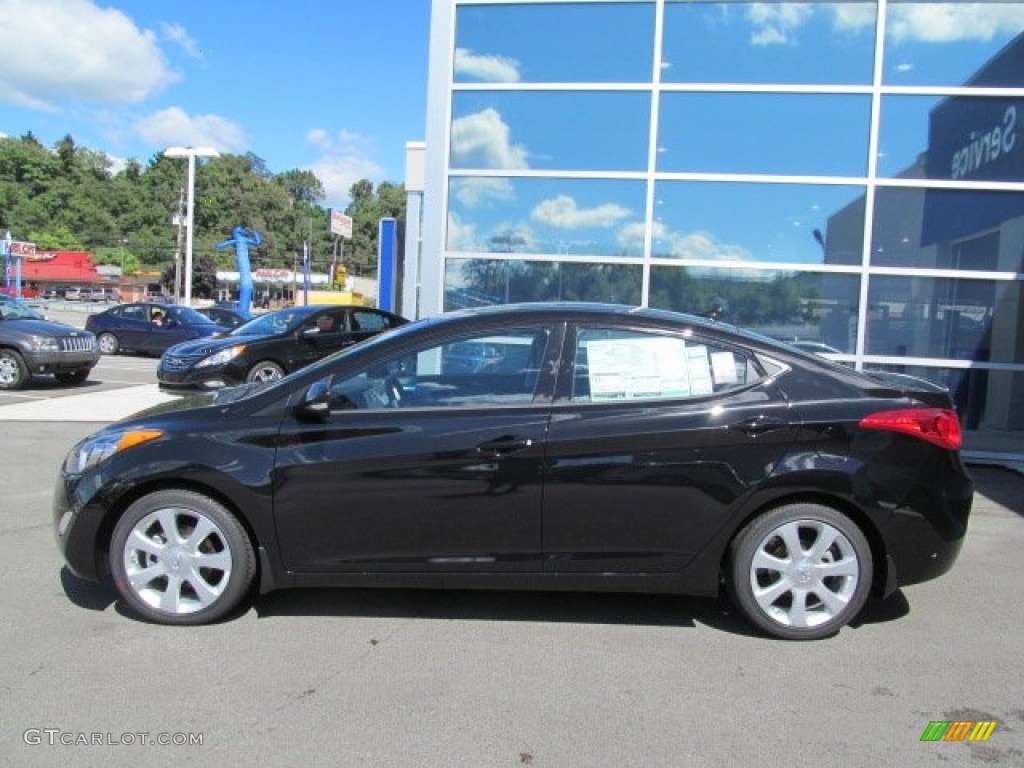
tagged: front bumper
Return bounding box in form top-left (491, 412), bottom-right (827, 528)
top-left (27, 349), bottom-right (99, 375)
top-left (53, 469), bottom-right (108, 581)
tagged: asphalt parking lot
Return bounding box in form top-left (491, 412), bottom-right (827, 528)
top-left (0, 303), bottom-right (1022, 767)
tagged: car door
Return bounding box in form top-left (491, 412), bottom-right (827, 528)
top-left (141, 307), bottom-right (195, 353)
top-left (272, 322), bottom-right (561, 574)
top-left (542, 323), bottom-right (798, 574)
top-left (109, 304), bottom-right (152, 350)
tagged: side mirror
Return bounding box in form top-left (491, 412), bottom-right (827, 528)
top-left (295, 375), bottom-right (333, 422)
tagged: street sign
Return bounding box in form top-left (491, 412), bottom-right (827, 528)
top-left (328, 209), bottom-right (353, 239)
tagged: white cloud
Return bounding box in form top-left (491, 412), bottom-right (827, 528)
top-left (454, 48), bottom-right (521, 82)
top-left (447, 212), bottom-right (480, 252)
top-left (887, 5), bottom-right (1024, 44)
top-left (531, 195), bottom-right (632, 230)
top-left (450, 177), bottom-right (516, 208)
top-left (160, 22), bottom-right (201, 59)
top-left (303, 129), bottom-right (384, 205)
top-left (306, 128), bottom-right (330, 148)
top-left (659, 228), bottom-right (755, 262)
top-left (451, 108), bottom-right (529, 169)
top-left (747, 3), bottom-right (814, 46)
top-left (829, 4), bottom-right (875, 33)
top-left (0, 0), bottom-right (177, 110)
top-left (134, 107), bottom-right (246, 152)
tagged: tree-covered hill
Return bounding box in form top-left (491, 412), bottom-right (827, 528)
top-left (0, 132), bottom-right (405, 287)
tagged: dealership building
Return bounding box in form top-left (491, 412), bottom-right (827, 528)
top-left (399, 0), bottom-right (1024, 462)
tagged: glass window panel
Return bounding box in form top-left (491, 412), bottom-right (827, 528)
top-left (654, 181), bottom-right (865, 265)
top-left (451, 92), bottom-right (651, 172)
top-left (328, 327), bottom-right (552, 410)
top-left (883, 2), bottom-right (1024, 87)
top-left (657, 93), bottom-right (871, 176)
top-left (444, 259), bottom-right (641, 311)
top-left (866, 276), bottom-right (1021, 366)
top-left (863, 366), bottom-right (1024, 443)
top-left (447, 176), bottom-right (648, 258)
top-left (662, 2), bottom-right (876, 85)
top-left (649, 266), bottom-right (862, 353)
top-left (870, 188), bottom-right (1024, 269)
top-left (880, 96), bottom-right (1024, 182)
top-left (454, 2), bottom-right (655, 83)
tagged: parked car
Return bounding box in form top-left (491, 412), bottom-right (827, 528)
top-left (195, 305), bottom-right (247, 330)
top-left (85, 302), bottom-right (227, 356)
top-left (158, 304), bottom-right (406, 389)
top-left (0, 285), bottom-right (40, 299)
top-left (54, 303), bottom-right (973, 638)
top-left (64, 287), bottom-right (88, 301)
top-left (41, 285), bottom-right (70, 300)
top-left (0, 297), bottom-right (98, 389)
top-left (84, 287), bottom-right (121, 303)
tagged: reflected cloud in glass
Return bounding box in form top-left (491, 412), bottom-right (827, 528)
top-left (454, 3), bottom-right (654, 83)
top-left (654, 181), bottom-right (865, 265)
top-left (447, 177), bottom-right (647, 258)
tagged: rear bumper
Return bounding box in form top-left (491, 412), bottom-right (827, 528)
top-left (877, 470), bottom-right (974, 592)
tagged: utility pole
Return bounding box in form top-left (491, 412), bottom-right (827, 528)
top-left (172, 187), bottom-right (186, 303)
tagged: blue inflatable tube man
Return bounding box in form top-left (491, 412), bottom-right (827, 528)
top-left (216, 226), bottom-right (261, 317)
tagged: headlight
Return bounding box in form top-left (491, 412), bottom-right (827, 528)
top-left (27, 335), bottom-right (59, 352)
top-left (196, 344), bottom-right (247, 368)
top-left (64, 429), bottom-right (164, 474)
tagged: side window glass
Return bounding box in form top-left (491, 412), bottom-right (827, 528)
top-left (571, 328), bottom-right (758, 403)
top-left (328, 327), bottom-right (551, 410)
top-left (352, 311), bottom-right (387, 331)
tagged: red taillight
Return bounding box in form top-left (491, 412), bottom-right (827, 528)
top-left (859, 408), bottom-right (962, 450)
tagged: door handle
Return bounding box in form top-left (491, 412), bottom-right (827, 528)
top-left (476, 436), bottom-right (534, 457)
top-left (730, 416), bottom-right (788, 436)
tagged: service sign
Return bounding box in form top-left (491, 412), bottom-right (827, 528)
top-left (328, 209), bottom-right (353, 239)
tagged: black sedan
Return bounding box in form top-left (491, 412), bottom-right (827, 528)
top-left (85, 303), bottom-right (228, 356)
top-left (157, 304), bottom-right (406, 389)
top-left (54, 303), bottom-right (973, 639)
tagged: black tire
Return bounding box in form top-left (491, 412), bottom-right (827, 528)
top-left (55, 369), bottom-right (90, 386)
top-left (97, 333), bottom-right (120, 355)
top-left (0, 348), bottom-right (29, 390)
top-left (728, 503), bottom-right (873, 640)
top-left (245, 360), bottom-right (285, 384)
top-left (109, 490), bottom-right (256, 625)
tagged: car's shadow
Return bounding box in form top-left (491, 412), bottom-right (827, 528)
top-left (60, 567), bottom-right (910, 638)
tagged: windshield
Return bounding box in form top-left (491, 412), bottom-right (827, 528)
top-left (0, 299), bottom-right (44, 321)
top-left (228, 308), bottom-right (310, 337)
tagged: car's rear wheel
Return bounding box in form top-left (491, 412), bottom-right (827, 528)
top-left (109, 490), bottom-right (256, 625)
top-left (55, 369), bottom-right (90, 385)
top-left (728, 503), bottom-right (872, 640)
top-left (246, 360), bottom-right (284, 384)
top-left (0, 349), bottom-right (29, 390)
top-left (97, 333), bottom-right (119, 355)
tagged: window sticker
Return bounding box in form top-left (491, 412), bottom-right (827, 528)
top-left (711, 351), bottom-right (739, 386)
top-left (585, 336), bottom-right (692, 400)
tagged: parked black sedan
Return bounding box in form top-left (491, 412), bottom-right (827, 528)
top-left (54, 303), bottom-right (973, 639)
top-left (157, 304), bottom-right (406, 389)
top-left (86, 303), bottom-right (228, 356)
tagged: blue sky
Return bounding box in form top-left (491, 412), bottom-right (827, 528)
top-left (0, 0), bottom-right (431, 207)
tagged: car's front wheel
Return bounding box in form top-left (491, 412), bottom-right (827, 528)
top-left (97, 333), bottom-right (119, 355)
top-left (246, 360), bottom-right (285, 384)
top-left (0, 349), bottom-right (29, 390)
top-left (109, 490), bottom-right (256, 625)
top-left (728, 503), bottom-right (872, 640)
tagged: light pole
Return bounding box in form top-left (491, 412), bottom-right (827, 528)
top-left (163, 146), bottom-right (219, 305)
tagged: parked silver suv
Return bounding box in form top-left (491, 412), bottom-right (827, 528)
top-left (0, 298), bottom-right (99, 389)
